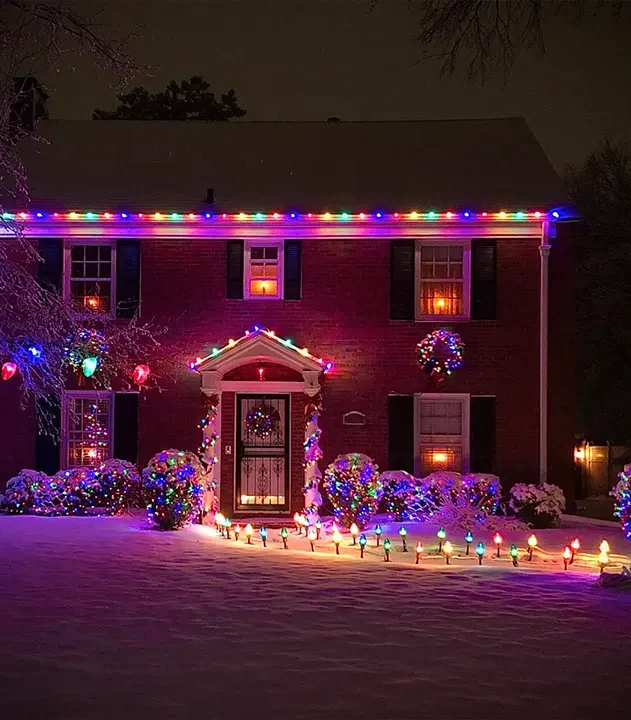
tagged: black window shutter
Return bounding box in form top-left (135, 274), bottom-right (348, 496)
top-left (283, 240), bottom-right (302, 300)
top-left (390, 240), bottom-right (415, 320)
top-left (38, 238), bottom-right (63, 291)
top-left (388, 395), bottom-right (415, 473)
top-left (35, 396), bottom-right (61, 474)
top-left (116, 239), bottom-right (141, 318)
top-left (226, 239), bottom-right (244, 299)
top-left (113, 393), bottom-right (139, 463)
top-left (471, 239), bottom-right (497, 320)
top-left (469, 396), bottom-right (496, 473)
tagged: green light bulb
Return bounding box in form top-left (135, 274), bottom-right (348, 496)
top-left (475, 542), bottom-right (486, 557)
top-left (82, 356), bottom-right (98, 377)
top-left (509, 544), bottom-right (518, 558)
top-left (280, 527), bottom-right (288, 538)
top-left (384, 538), bottom-right (392, 551)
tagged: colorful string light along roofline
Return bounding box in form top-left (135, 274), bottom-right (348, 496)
top-left (1, 209), bottom-right (563, 222)
top-left (189, 326), bottom-right (334, 372)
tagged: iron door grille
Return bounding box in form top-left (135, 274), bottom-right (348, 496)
top-left (236, 394), bottom-right (290, 510)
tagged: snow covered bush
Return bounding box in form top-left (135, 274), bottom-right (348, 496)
top-left (508, 482), bottom-right (565, 528)
top-left (379, 470), bottom-right (415, 520)
top-left (323, 453), bottom-right (381, 529)
top-left (407, 471), bottom-right (505, 529)
top-left (94, 459), bottom-right (142, 515)
top-left (33, 467), bottom-right (101, 516)
top-left (142, 449), bottom-right (206, 530)
top-left (0, 469), bottom-right (48, 514)
top-left (611, 465), bottom-right (631, 541)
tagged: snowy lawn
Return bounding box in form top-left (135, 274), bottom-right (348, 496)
top-left (1, 514), bottom-right (630, 720)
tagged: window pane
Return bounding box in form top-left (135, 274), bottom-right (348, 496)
top-left (71, 262), bottom-right (84, 279)
top-left (419, 400), bottom-right (463, 435)
top-left (66, 396), bottom-right (111, 468)
top-left (250, 247), bottom-right (265, 259)
top-left (421, 246), bottom-right (434, 262)
top-left (449, 246), bottom-right (463, 261)
top-left (98, 262), bottom-right (112, 279)
top-left (249, 279), bottom-right (278, 296)
top-left (433, 263), bottom-right (448, 278)
top-left (419, 446), bottom-right (462, 475)
top-left (433, 246), bottom-right (448, 262)
top-left (84, 262), bottom-right (99, 278)
top-left (419, 281), bottom-right (463, 315)
top-left (263, 247), bottom-right (278, 260)
top-left (449, 263), bottom-right (463, 279)
top-left (85, 245), bottom-right (99, 261)
top-left (99, 246), bottom-right (111, 261)
top-left (71, 246), bottom-right (84, 261)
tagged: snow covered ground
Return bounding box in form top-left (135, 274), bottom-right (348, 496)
top-left (1, 513), bottom-right (630, 720)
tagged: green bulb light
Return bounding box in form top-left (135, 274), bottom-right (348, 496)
top-left (475, 542), bottom-right (486, 557)
top-left (82, 356), bottom-right (98, 377)
top-left (384, 538), bottom-right (392, 551)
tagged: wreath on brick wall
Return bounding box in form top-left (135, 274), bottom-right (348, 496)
top-left (416, 329), bottom-right (464, 381)
top-left (246, 402), bottom-right (281, 438)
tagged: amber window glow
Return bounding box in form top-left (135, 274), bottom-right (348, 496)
top-left (419, 244), bottom-right (464, 316)
top-left (248, 245), bottom-right (280, 297)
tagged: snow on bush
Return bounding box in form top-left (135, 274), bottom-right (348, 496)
top-left (509, 482), bottom-right (565, 528)
top-left (142, 449), bottom-right (206, 530)
top-left (95, 459), bottom-right (142, 515)
top-left (611, 465), bottom-right (631, 541)
top-left (407, 471), bottom-right (508, 529)
top-left (379, 470), bottom-right (415, 521)
top-left (323, 453), bottom-right (381, 529)
top-left (0, 469), bottom-right (48, 514)
top-left (33, 467), bottom-right (102, 516)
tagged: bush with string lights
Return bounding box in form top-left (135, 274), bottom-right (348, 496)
top-left (323, 453), bottom-right (381, 529)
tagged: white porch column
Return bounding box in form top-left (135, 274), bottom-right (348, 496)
top-left (539, 222), bottom-right (551, 485)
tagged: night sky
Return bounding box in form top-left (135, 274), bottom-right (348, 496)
top-left (43, 0), bottom-right (631, 169)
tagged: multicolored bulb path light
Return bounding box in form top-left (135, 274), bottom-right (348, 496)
top-left (570, 537), bottom-right (581, 564)
top-left (464, 530), bottom-right (473, 555)
top-left (443, 540), bottom-right (454, 565)
top-left (359, 533), bottom-right (367, 558)
top-left (493, 532), bottom-right (503, 557)
top-left (509, 544), bottom-right (519, 567)
top-left (215, 512), bottom-right (225, 533)
top-left (224, 517), bottom-right (232, 539)
top-left (399, 525), bottom-right (408, 552)
top-left (245, 523), bottom-right (253, 544)
top-left (350, 523), bottom-right (359, 546)
top-left (374, 524), bottom-right (383, 547)
top-left (293, 512), bottom-right (301, 533)
top-left (308, 526), bottom-right (317, 551)
top-left (562, 546), bottom-right (572, 570)
top-left (437, 527), bottom-right (446, 553)
top-left (415, 541), bottom-right (423, 564)
top-left (234, 523), bottom-right (241, 541)
top-left (259, 526), bottom-right (268, 547)
top-left (599, 539), bottom-right (610, 555)
top-left (476, 542), bottom-right (486, 565)
top-left (280, 526), bottom-right (289, 549)
top-left (383, 538), bottom-right (392, 563)
top-left (598, 549), bottom-right (609, 573)
top-left (333, 528), bottom-right (342, 555)
top-left (527, 534), bottom-right (537, 561)
top-left (315, 518), bottom-right (322, 540)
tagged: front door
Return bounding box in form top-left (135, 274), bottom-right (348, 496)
top-left (236, 394), bottom-right (290, 511)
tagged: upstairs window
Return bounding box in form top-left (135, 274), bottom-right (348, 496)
top-left (417, 394), bottom-right (469, 475)
top-left (245, 241), bottom-right (283, 299)
top-left (62, 392), bottom-right (113, 468)
top-left (65, 241), bottom-right (116, 316)
top-left (416, 241), bottom-right (470, 319)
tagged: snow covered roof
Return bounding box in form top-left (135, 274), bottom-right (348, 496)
top-left (16, 118), bottom-right (571, 212)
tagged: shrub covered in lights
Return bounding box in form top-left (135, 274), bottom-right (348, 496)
top-left (95, 459), bottom-right (142, 515)
top-left (0, 469), bottom-right (48, 514)
top-left (379, 470), bottom-right (415, 521)
top-left (142, 449), bottom-right (206, 530)
top-left (611, 465), bottom-right (631, 541)
top-left (33, 468), bottom-right (101, 516)
top-left (323, 453), bottom-right (381, 529)
top-left (508, 482), bottom-right (565, 528)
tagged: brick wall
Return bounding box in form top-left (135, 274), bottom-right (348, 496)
top-left (0, 229), bottom-right (576, 505)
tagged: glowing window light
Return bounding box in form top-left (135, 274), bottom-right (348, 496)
top-left (432, 451), bottom-right (448, 463)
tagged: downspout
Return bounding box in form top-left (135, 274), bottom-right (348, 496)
top-left (539, 222), bottom-right (551, 485)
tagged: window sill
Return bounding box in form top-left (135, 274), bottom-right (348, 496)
top-left (415, 315), bottom-right (470, 323)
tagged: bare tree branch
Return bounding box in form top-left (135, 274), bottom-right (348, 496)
top-left (374, 0), bottom-right (624, 82)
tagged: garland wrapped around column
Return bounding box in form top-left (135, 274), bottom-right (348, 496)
top-left (303, 395), bottom-right (323, 524)
top-left (198, 394), bottom-right (220, 517)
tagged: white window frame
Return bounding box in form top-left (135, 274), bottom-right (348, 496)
top-left (414, 393), bottom-right (470, 476)
top-left (61, 390), bottom-right (114, 469)
top-left (415, 239), bottom-right (471, 321)
top-left (244, 239), bottom-right (284, 300)
top-left (63, 239), bottom-right (117, 318)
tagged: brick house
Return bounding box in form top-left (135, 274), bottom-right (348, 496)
top-left (1, 118), bottom-right (577, 516)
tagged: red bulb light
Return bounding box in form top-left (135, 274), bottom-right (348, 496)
top-left (132, 364), bottom-right (150, 385)
top-left (2, 361), bottom-right (18, 381)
